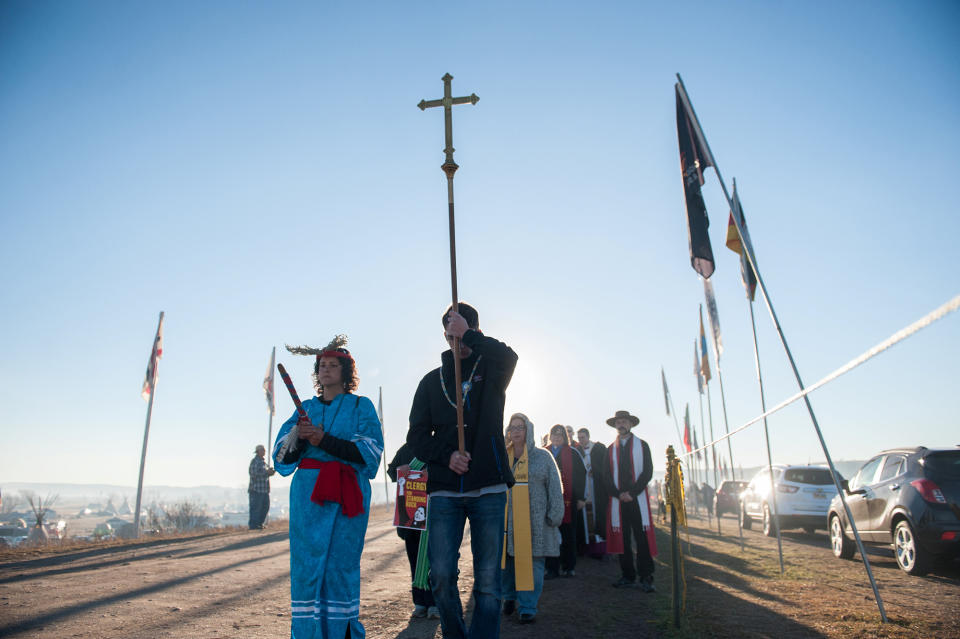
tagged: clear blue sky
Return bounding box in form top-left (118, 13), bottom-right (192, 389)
top-left (1, 1), bottom-right (958, 492)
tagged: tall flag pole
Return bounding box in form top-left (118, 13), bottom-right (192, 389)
top-left (693, 324), bottom-right (713, 496)
top-left (661, 367), bottom-right (683, 447)
top-left (683, 404), bottom-right (697, 489)
top-left (700, 305), bottom-right (719, 492)
top-left (378, 386), bottom-right (390, 506)
top-left (695, 336), bottom-right (709, 498)
top-left (419, 74), bottom-right (479, 456)
top-left (134, 311), bottom-right (164, 538)
top-left (264, 347), bottom-right (276, 460)
top-left (676, 75), bottom-right (885, 619)
top-left (704, 279), bottom-right (743, 545)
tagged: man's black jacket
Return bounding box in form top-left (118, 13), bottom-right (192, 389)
top-left (407, 329), bottom-right (518, 493)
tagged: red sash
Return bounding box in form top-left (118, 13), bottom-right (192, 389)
top-left (298, 458), bottom-right (364, 518)
top-left (558, 446), bottom-right (573, 524)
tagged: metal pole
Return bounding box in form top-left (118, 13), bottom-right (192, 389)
top-left (133, 311), bottom-right (163, 538)
top-left (707, 382), bottom-right (720, 534)
top-left (676, 74), bottom-right (886, 622)
top-left (749, 301), bottom-right (785, 573)
top-left (266, 347), bottom-right (276, 461)
top-left (698, 392), bottom-right (708, 519)
top-left (716, 366), bottom-right (743, 550)
top-left (379, 386), bottom-right (390, 506)
top-left (666, 388), bottom-right (684, 453)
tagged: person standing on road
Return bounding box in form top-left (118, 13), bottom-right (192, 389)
top-left (601, 410), bottom-right (657, 592)
top-left (500, 412), bottom-right (564, 624)
top-left (387, 442), bottom-right (439, 620)
top-left (544, 424), bottom-right (585, 579)
top-left (273, 336), bottom-right (384, 639)
top-left (407, 303), bottom-right (518, 639)
top-left (576, 427), bottom-right (607, 556)
top-left (248, 444), bottom-right (276, 529)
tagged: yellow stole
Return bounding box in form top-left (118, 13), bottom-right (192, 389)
top-left (503, 445), bottom-right (534, 591)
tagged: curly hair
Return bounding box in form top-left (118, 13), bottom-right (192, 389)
top-left (312, 355), bottom-right (360, 398)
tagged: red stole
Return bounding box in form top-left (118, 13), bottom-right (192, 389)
top-left (605, 437), bottom-right (657, 557)
top-left (557, 446), bottom-right (574, 524)
top-left (298, 458), bottom-right (364, 518)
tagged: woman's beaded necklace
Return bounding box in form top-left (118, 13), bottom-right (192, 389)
top-left (319, 393), bottom-right (345, 431)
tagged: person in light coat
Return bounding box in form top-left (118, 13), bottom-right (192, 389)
top-left (501, 412), bottom-right (565, 624)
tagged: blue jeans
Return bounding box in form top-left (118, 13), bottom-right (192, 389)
top-left (428, 492), bottom-right (506, 639)
top-left (248, 491), bottom-right (269, 529)
top-left (501, 555), bottom-right (545, 616)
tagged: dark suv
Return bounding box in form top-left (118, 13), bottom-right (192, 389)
top-left (828, 446), bottom-right (960, 575)
top-left (714, 480), bottom-right (748, 517)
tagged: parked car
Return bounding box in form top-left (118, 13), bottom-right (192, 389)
top-left (714, 480), bottom-right (748, 517)
top-left (828, 446), bottom-right (960, 575)
top-left (740, 465), bottom-right (839, 536)
top-left (0, 525), bottom-right (29, 547)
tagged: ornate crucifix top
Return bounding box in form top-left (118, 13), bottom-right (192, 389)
top-left (418, 73), bottom-right (479, 178)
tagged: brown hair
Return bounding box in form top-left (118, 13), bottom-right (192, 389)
top-left (550, 424), bottom-right (570, 446)
top-left (312, 355), bottom-right (359, 398)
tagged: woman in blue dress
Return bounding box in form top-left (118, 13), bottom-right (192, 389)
top-left (273, 335), bottom-right (384, 639)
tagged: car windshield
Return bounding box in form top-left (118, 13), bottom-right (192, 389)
top-left (924, 451), bottom-right (960, 481)
top-left (720, 481), bottom-right (742, 492)
top-left (783, 468), bottom-right (835, 485)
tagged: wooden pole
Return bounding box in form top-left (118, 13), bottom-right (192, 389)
top-left (419, 73), bottom-right (479, 455)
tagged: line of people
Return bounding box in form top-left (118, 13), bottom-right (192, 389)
top-left (266, 302), bottom-right (657, 639)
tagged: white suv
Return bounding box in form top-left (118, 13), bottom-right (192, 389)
top-left (740, 465), bottom-right (839, 536)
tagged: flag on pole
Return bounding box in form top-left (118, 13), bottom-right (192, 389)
top-left (725, 180), bottom-right (758, 302)
top-left (699, 306), bottom-right (712, 384)
top-left (263, 347), bottom-right (276, 416)
top-left (661, 367), bottom-right (671, 416)
top-left (703, 278), bottom-right (723, 360)
top-left (675, 83), bottom-right (715, 279)
top-left (694, 340), bottom-right (703, 394)
top-left (693, 430), bottom-right (701, 460)
top-left (141, 313), bottom-right (164, 400)
top-left (377, 386), bottom-right (384, 424)
top-left (683, 404), bottom-right (692, 453)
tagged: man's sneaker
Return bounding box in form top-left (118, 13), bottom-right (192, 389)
top-left (560, 569), bottom-right (576, 578)
top-left (502, 600), bottom-right (516, 616)
top-left (411, 604), bottom-right (428, 618)
top-left (519, 613), bottom-right (536, 624)
top-left (613, 577), bottom-right (637, 588)
top-left (641, 576), bottom-right (657, 593)
top-left (544, 570), bottom-right (559, 580)
top-left (427, 606), bottom-right (440, 619)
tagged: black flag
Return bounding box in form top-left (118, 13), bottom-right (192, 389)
top-left (676, 84), bottom-right (715, 279)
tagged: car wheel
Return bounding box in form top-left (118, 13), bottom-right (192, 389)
top-left (894, 519), bottom-right (929, 576)
top-left (830, 514), bottom-right (854, 559)
top-left (762, 503), bottom-right (777, 537)
top-left (740, 504), bottom-right (752, 530)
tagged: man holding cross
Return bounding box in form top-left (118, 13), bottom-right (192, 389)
top-left (407, 302), bottom-right (518, 639)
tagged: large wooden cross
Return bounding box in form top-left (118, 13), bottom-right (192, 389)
top-left (418, 73), bottom-right (479, 454)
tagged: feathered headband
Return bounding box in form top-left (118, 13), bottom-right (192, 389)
top-left (285, 334), bottom-right (354, 362)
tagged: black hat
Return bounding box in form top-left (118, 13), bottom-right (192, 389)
top-left (605, 410), bottom-right (640, 428)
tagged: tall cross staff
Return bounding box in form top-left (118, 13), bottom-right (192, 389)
top-left (418, 73), bottom-right (479, 454)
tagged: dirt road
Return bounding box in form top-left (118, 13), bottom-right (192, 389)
top-left (1, 506), bottom-right (957, 638)
top-left (0, 506), bottom-right (657, 639)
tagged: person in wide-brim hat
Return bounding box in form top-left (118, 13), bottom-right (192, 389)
top-left (605, 410), bottom-right (639, 428)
